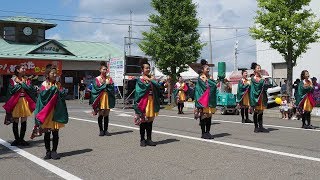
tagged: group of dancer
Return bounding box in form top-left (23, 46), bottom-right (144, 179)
top-left (2, 59), bottom-right (316, 160)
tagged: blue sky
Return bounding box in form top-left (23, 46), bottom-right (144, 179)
top-left (0, 0), bottom-right (258, 71)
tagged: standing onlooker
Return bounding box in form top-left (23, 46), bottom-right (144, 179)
top-left (311, 77), bottom-right (320, 106)
top-left (293, 79), bottom-right (301, 98)
top-left (280, 95), bottom-right (289, 119)
top-left (281, 80), bottom-right (287, 95)
top-left (79, 79), bottom-right (86, 104)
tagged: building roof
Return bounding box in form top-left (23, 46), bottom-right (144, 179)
top-left (0, 16), bottom-right (56, 29)
top-left (0, 38), bottom-right (122, 61)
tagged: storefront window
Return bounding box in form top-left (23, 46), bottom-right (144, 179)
top-left (3, 27), bottom-right (15, 41)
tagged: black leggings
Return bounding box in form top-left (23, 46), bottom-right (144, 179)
top-left (98, 115), bottom-right (109, 131)
top-left (44, 130), bottom-right (59, 152)
top-left (240, 107), bottom-right (249, 120)
top-left (140, 122), bottom-right (153, 141)
top-left (177, 103), bottom-right (184, 113)
top-left (302, 111), bottom-right (311, 126)
top-left (200, 117), bottom-right (212, 134)
top-left (12, 121), bottom-right (27, 141)
top-left (253, 112), bottom-right (264, 128)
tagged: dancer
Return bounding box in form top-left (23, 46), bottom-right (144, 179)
top-left (194, 59), bottom-right (217, 139)
top-left (133, 58), bottom-right (160, 147)
top-left (3, 65), bottom-right (36, 146)
top-left (250, 63), bottom-right (270, 133)
top-left (295, 70), bottom-right (315, 129)
top-left (174, 76), bottom-right (188, 114)
top-left (236, 69), bottom-right (253, 123)
top-left (34, 64), bottom-right (69, 160)
top-left (89, 61), bottom-right (116, 136)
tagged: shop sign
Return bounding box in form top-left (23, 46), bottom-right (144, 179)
top-left (0, 59), bottom-right (62, 75)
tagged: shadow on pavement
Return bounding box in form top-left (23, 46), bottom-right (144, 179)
top-left (213, 133), bottom-right (231, 138)
top-left (267, 128), bottom-right (279, 132)
top-left (109, 130), bottom-right (133, 136)
top-left (156, 138), bottom-right (180, 145)
top-left (60, 148), bottom-right (93, 158)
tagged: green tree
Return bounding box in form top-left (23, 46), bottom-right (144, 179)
top-left (139, 0), bottom-right (204, 102)
top-left (250, 0), bottom-right (320, 97)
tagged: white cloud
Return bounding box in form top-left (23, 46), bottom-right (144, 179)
top-left (64, 0), bottom-right (258, 71)
top-left (47, 33), bottom-right (62, 40)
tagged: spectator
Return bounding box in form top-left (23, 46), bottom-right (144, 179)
top-left (281, 80), bottom-right (287, 94)
top-left (311, 77), bottom-right (320, 106)
top-left (293, 79), bottom-right (300, 98)
top-left (79, 79), bottom-right (86, 104)
top-left (280, 95), bottom-right (289, 119)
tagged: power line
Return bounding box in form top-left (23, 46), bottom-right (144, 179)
top-left (0, 9), bottom-right (149, 23)
top-left (237, 44), bottom-right (256, 51)
top-left (0, 9), bottom-right (251, 30)
top-left (202, 33), bottom-right (249, 43)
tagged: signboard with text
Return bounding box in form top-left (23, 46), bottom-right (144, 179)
top-left (0, 59), bottom-right (62, 75)
top-left (109, 57), bottom-right (124, 86)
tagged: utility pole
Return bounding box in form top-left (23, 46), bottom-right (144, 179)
top-left (234, 29), bottom-right (239, 71)
top-left (208, 24), bottom-right (213, 77)
top-left (128, 10), bottom-right (133, 55)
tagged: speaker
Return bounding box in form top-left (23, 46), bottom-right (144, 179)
top-left (125, 56), bottom-right (143, 75)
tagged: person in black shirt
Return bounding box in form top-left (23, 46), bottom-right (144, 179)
top-left (79, 79), bottom-right (86, 104)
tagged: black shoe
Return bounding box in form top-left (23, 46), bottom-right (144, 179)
top-left (146, 140), bottom-right (157, 146)
top-left (259, 127), bottom-right (269, 133)
top-left (44, 151), bottom-right (51, 160)
top-left (51, 151), bottom-right (60, 160)
top-left (99, 131), bottom-right (104, 136)
top-left (254, 128), bottom-right (259, 133)
top-left (201, 133), bottom-right (206, 139)
top-left (104, 131), bottom-right (111, 136)
top-left (307, 125), bottom-right (315, 129)
top-left (206, 132), bottom-right (214, 139)
top-left (302, 124), bottom-right (308, 129)
top-left (245, 119), bottom-right (253, 123)
top-left (202, 133), bottom-right (211, 139)
top-left (178, 112), bottom-right (181, 114)
top-left (181, 111), bottom-right (184, 114)
top-left (11, 140), bottom-right (20, 146)
top-left (20, 140), bottom-right (30, 146)
top-left (140, 140), bottom-right (146, 147)
top-left (242, 119), bottom-right (245, 123)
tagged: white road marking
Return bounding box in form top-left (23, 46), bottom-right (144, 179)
top-left (70, 116), bottom-right (320, 163)
top-left (105, 109), bottom-right (320, 133)
top-left (0, 139), bottom-right (82, 180)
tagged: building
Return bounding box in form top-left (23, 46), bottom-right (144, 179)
top-left (0, 16), bottom-right (122, 100)
top-left (256, 0), bottom-right (320, 85)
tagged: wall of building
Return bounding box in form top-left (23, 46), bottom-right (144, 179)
top-left (256, 0), bottom-right (320, 81)
top-left (62, 60), bottom-right (101, 71)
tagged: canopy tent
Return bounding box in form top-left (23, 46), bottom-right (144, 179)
top-left (154, 66), bottom-right (199, 80)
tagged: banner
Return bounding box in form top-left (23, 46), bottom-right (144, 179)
top-left (109, 57), bottom-right (124, 86)
top-left (0, 59), bottom-right (62, 75)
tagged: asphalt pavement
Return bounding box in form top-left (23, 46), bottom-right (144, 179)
top-left (1, 100), bottom-right (320, 180)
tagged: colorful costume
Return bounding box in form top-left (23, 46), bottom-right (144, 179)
top-left (194, 74), bottom-right (217, 139)
top-left (249, 76), bottom-right (271, 132)
top-left (3, 77), bottom-right (36, 119)
top-left (237, 78), bottom-right (252, 123)
top-left (133, 76), bottom-right (160, 146)
top-left (89, 76), bottom-right (115, 136)
top-left (133, 77), bottom-right (160, 124)
top-left (34, 80), bottom-right (68, 130)
top-left (295, 80), bottom-right (315, 128)
top-left (173, 81), bottom-right (188, 114)
top-left (237, 78), bottom-right (250, 107)
top-left (173, 82), bottom-right (188, 103)
top-left (3, 76), bottom-right (36, 146)
top-left (34, 80), bottom-right (68, 160)
top-left (89, 76), bottom-right (115, 114)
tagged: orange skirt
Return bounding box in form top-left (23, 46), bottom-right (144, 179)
top-left (242, 92), bottom-right (250, 107)
top-left (100, 91), bottom-right (110, 110)
top-left (12, 97), bottom-right (32, 118)
top-left (255, 97), bottom-right (266, 111)
top-left (41, 109), bottom-right (65, 130)
top-left (146, 95), bottom-right (158, 118)
top-left (178, 91), bottom-right (186, 102)
top-left (303, 97), bottom-right (313, 112)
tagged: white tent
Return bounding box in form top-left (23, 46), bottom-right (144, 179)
top-left (154, 66), bottom-right (198, 79)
